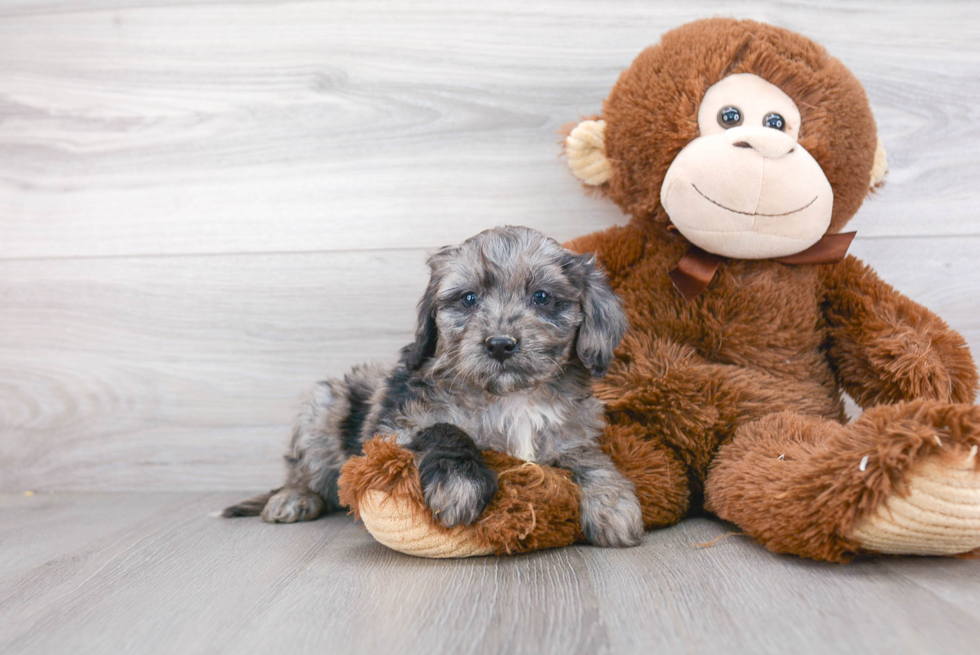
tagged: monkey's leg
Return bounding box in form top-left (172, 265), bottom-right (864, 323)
top-left (704, 401), bottom-right (980, 562)
top-left (598, 331), bottom-right (842, 524)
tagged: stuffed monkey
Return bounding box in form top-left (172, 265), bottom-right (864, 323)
top-left (340, 18), bottom-right (980, 562)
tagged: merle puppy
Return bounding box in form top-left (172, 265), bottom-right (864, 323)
top-left (224, 226), bottom-right (643, 547)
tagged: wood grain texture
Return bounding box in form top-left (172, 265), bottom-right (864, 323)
top-left (1, 237), bottom-right (977, 492)
top-left (0, 0), bottom-right (979, 261)
top-left (0, 249), bottom-right (427, 491)
top-left (1, 492), bottom-right (979, 655)
top-left (2, 1), bottom-right (979, 492)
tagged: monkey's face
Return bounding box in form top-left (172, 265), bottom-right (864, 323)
top-left (563, 19), bottom-right (887, 254)
top-left (659, 74), bottom-right (834, 259)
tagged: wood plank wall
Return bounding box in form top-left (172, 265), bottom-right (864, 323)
top-left (1, 0), bottom-right (978, 491)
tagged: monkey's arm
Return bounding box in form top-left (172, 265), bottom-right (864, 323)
top-left (563, 224), bottom-right (649, 286)
top-left (820, 255), bottom-right (978, 408)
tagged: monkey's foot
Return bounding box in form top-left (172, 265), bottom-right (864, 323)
top-left (850, 452), bottom-right (980, 556)
top-left (338, 437), bottom-right (583, 558)
top-left (358, 490), bottom-right (492, 558)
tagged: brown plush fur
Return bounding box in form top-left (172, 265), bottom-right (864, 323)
top-left (340, 437), bottom-right (583, 554)
top-left (707, 401), bottom-right (980, 561)
top-left (338, 18), bottom-right (979, 562)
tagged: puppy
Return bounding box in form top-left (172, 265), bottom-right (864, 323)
top-left (224, 226), bottom-right (644, 547)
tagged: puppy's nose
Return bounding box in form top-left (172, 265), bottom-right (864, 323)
top-left (485, 336), bottom-right (518, 363)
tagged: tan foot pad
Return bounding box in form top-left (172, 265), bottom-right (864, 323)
top-left (852, 456), bottom-right (980, 556)
top-left (338, 437), bottom-right (584, 559)
top-left (358, 490), bottom-right (492, 558)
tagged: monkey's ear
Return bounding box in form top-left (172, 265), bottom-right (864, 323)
top-left (870, 136), bottom-right (888, 188)
top-left (565, 252), bottom-right (628, 377)
top-left (565, 120), bottom-right (612, 186)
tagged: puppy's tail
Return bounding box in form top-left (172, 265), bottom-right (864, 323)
top-left (220, 488), bottom-right (281, 518)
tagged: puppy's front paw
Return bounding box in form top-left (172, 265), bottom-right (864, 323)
top-left (419, 456), bottom-right (498, 528)
top-left (580, 486), bottom-right (644, 548)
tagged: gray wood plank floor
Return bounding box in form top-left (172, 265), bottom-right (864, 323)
top-left (2, 492), bottom-right (980, 655)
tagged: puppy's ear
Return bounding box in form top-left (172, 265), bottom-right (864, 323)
top-left (564, 252), bottom-right (627, 377)
top-left (401, 276), bottom-right (439, 371)
top-left (401, 248), bottom-right (452, 371)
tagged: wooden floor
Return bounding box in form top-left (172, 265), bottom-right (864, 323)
top-left (1, 492), bottom-right (979, 655)
top-left (3, 1), bottom-right (980, 653)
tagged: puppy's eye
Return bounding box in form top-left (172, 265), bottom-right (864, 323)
top-left (532, 290), bottom-right (551, 306)
top-left (460, 292), bottom-right (478, 308)
top-left (717, 106), bottom-right (743, 128)
top-left (763, 112), bottom-right (786, 131)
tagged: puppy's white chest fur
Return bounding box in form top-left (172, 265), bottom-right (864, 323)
top-left (473, 392), bottom-right (565, 463)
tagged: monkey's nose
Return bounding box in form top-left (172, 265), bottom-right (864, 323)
top-left (485, 336), bottom-right (518, 363)
top-left (725, 127), bottom-right (796, 159)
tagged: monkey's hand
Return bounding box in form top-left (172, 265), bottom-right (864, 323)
top-left (822, 256), bottom-right (978, 408)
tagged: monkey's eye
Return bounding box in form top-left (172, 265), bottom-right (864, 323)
top-left (532, 290), bottom-right (551, 306)
top-left (460, 292), bottom-right (478, 308)
top-left (717, 106), bottom-right (743, 128)
top-left (763, 112), bottom-right (786, 131)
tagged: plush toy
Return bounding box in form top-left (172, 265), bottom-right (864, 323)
top-left (338, 17), bottom-right (980, 562)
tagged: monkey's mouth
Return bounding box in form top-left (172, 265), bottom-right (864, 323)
top-left (692, 184), bottom-right (818, 218)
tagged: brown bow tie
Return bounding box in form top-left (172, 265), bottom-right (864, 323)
top-left (668, 231), bottom-right (856, 301)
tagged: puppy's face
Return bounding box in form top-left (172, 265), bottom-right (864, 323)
top-left (403, 226), bottom-right (627, 394)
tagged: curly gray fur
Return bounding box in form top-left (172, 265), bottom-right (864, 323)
top-left (223, 226), bottom-right (643, 548)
